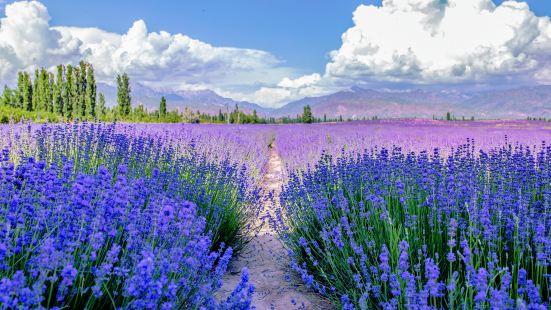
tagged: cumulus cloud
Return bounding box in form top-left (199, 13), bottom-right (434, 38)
top-left (0, 1), bottom-right (294, 106)
top-left (0, 1), bottom-right (81, 80)
top-left (233, 0), bottom-right (551, 106)
top-left (325, 0), bottom-right (551, 84)
top-left (277, 73), bottom-right (321, 88)
top-left (55, 20), bottom-right (295, 90)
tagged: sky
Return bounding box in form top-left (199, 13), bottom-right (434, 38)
top-left (0, 0), bottom-right (551, 107)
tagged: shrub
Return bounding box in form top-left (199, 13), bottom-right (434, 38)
top-left (0, 155), bottom-right (253, 308)
top-left (278, 143), bottom-right (551, 309)
top-left (31, 122), bottom-right (262, 252)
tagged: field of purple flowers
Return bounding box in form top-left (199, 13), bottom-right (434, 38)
top-left (276, 121), bottom-right (551, 309)
top-left (0, 123), bottom-right (262, 309)
top-left (1, 120), bottom-right (550, 309)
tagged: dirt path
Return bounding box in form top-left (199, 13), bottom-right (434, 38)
top-left (217, 147), bottom-right (334, 310)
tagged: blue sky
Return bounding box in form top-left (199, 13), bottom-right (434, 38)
top-left (1, 0), bottom-right (551, 107)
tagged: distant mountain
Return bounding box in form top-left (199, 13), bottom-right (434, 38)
top-left (461, 86), bottom-right (551, 119)
top-left (97, 82), bottom-right (272, 116)
top-left (97, 82), bottom-right (551, 120)
top-left (273, 86), bottom-right (551, 119)
top-left (272, 87), bottom-right (462, 119)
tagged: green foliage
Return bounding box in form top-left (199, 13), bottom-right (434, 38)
top-left (96, 93), bottom-right (106, 118)
top-left (0, 104), bottom-right (60, 123)
top-left (302, 104), bottom-right (313, 123)
top-left (17, 72), bottom-right (32, 111)
top-left (3, 60), bottom-right (353, 124)
top-left (117, 73), bottom-right (131, 116)
top-left (73, 65), bottom-right (82, 117)
top-left (159, 96), bottom-right (167, 117)
top-left (64, 65), bottom-right (74, 118)
top-left (85, 64), bottom-right (96, 117)
top-left (53, 65), bottom-right (64, 114)
top-left (1, 85), bottom-right (15, 106)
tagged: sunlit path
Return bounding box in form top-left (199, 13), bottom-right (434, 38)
top-left (218, 145), bottom-right (334, 310)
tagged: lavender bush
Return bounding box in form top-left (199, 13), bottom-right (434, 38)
top-left (31, 122), bottom-right (263, 252)
top-left (274, 120), bottom-right (551, 171)
top-left (0, 155), bottom-right (253, 309)
top-left (277, 141), bottom-right (551, 309)
top-left (0, 122), bottom-right (262, 308)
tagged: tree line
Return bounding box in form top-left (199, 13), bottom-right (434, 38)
top-left (0, 61), bottom-right (348, 124)
top-left (1, 61), bottom-right (103, 119)
top-left (0, 61), bottom-right (155, 123)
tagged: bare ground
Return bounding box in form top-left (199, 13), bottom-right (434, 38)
top-left (217, 147), bottom-right (334, 310)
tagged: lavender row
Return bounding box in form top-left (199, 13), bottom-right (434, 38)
top-left (273, 120), bottom-right (551, 171)
top-left (0, 123), bottom-right (263, 308)
top-left (277, 141), bottom-right (551, 309)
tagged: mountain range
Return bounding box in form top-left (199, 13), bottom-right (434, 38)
top-left (98, 83), bottom-right (551, 119)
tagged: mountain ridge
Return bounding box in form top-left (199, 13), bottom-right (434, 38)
top-left (98, 83), bottom-right (551, 119)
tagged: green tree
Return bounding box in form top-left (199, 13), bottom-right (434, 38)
top-left (32, 69), bottom-right (40, 111)
top-left (35, 69), bottom-right (51, 112)
top-left (97, 93), bottom-right (106, 118)
top-left (17, 72), bottom-right (32, 111)
top-left (117, 73), bottom-right (131, 117)
top-left (85, 64), bottom-right (96, 117)
top-left (15, 73), bottom-right (24, 109)
top-left (78, 61), bottom-right (87, 117)
top-left (446, 111), bottom-right (452, 121)
top-left (15, 73), bottom-right (22, 109)
top-left (53, 65), bottom-right (64, 115)
top-left (1, 85), bottom-right (14, 106)
top-left (64, 65), bottom-right (74, 118)
top-left (43, 70), bottom-right (53, 112)
top-left (303, 104), bottom-right (313, 123)
top-left (72, 66), bottom-right (81, 118)
top-left (159, 96), bottom-right (167, 117)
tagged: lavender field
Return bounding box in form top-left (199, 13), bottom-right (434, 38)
top-left (0, 120), bottom-right (549, 309)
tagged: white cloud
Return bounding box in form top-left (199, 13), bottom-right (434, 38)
top-left (0, 1), bottom-right (295, 106)
top-left (277, 73), bottom-right (321, 88)
top-left (56, 19), bottom-right (295, 87)
top-left (232, 0), bottom-right (551, 107)
top-left (325, 0), bottom-right (551, 84)
top-left (0, 1), bottom-right (82, 80)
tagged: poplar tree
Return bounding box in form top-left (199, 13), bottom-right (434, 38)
top-left (252, 110), bottom-right (258, 124)
top-left (85, 64), bottom-right (96, 117)
top-left (19, 72), bottom-right (33, 111)
top-left (15, 73), bottom-right (24, 109)
top-left (72, 67), bottom-right (81, 118)
top-left (302, 105), bottom-right (313, 123)
top-left (40, 69), bottom-right (53, 112)
top-left (38, 69), bottom-right (48, 111)
top-left (159, 96), bottom-right (166, 117)
top-left (64, 65), bottom-right (74, 118)
top-left (32, 69), bottom-right (40, 111)
top-left (117, 73), bottom-right (131, 116)
top-left (97, 93), bottom-right (106, 118)
top-left (79, 61), bottom-right (87, 117)
top-left (53, 65), bottom-right (64, 115)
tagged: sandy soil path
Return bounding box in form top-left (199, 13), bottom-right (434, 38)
top-left (217, 147), bottom-right (334, 310)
